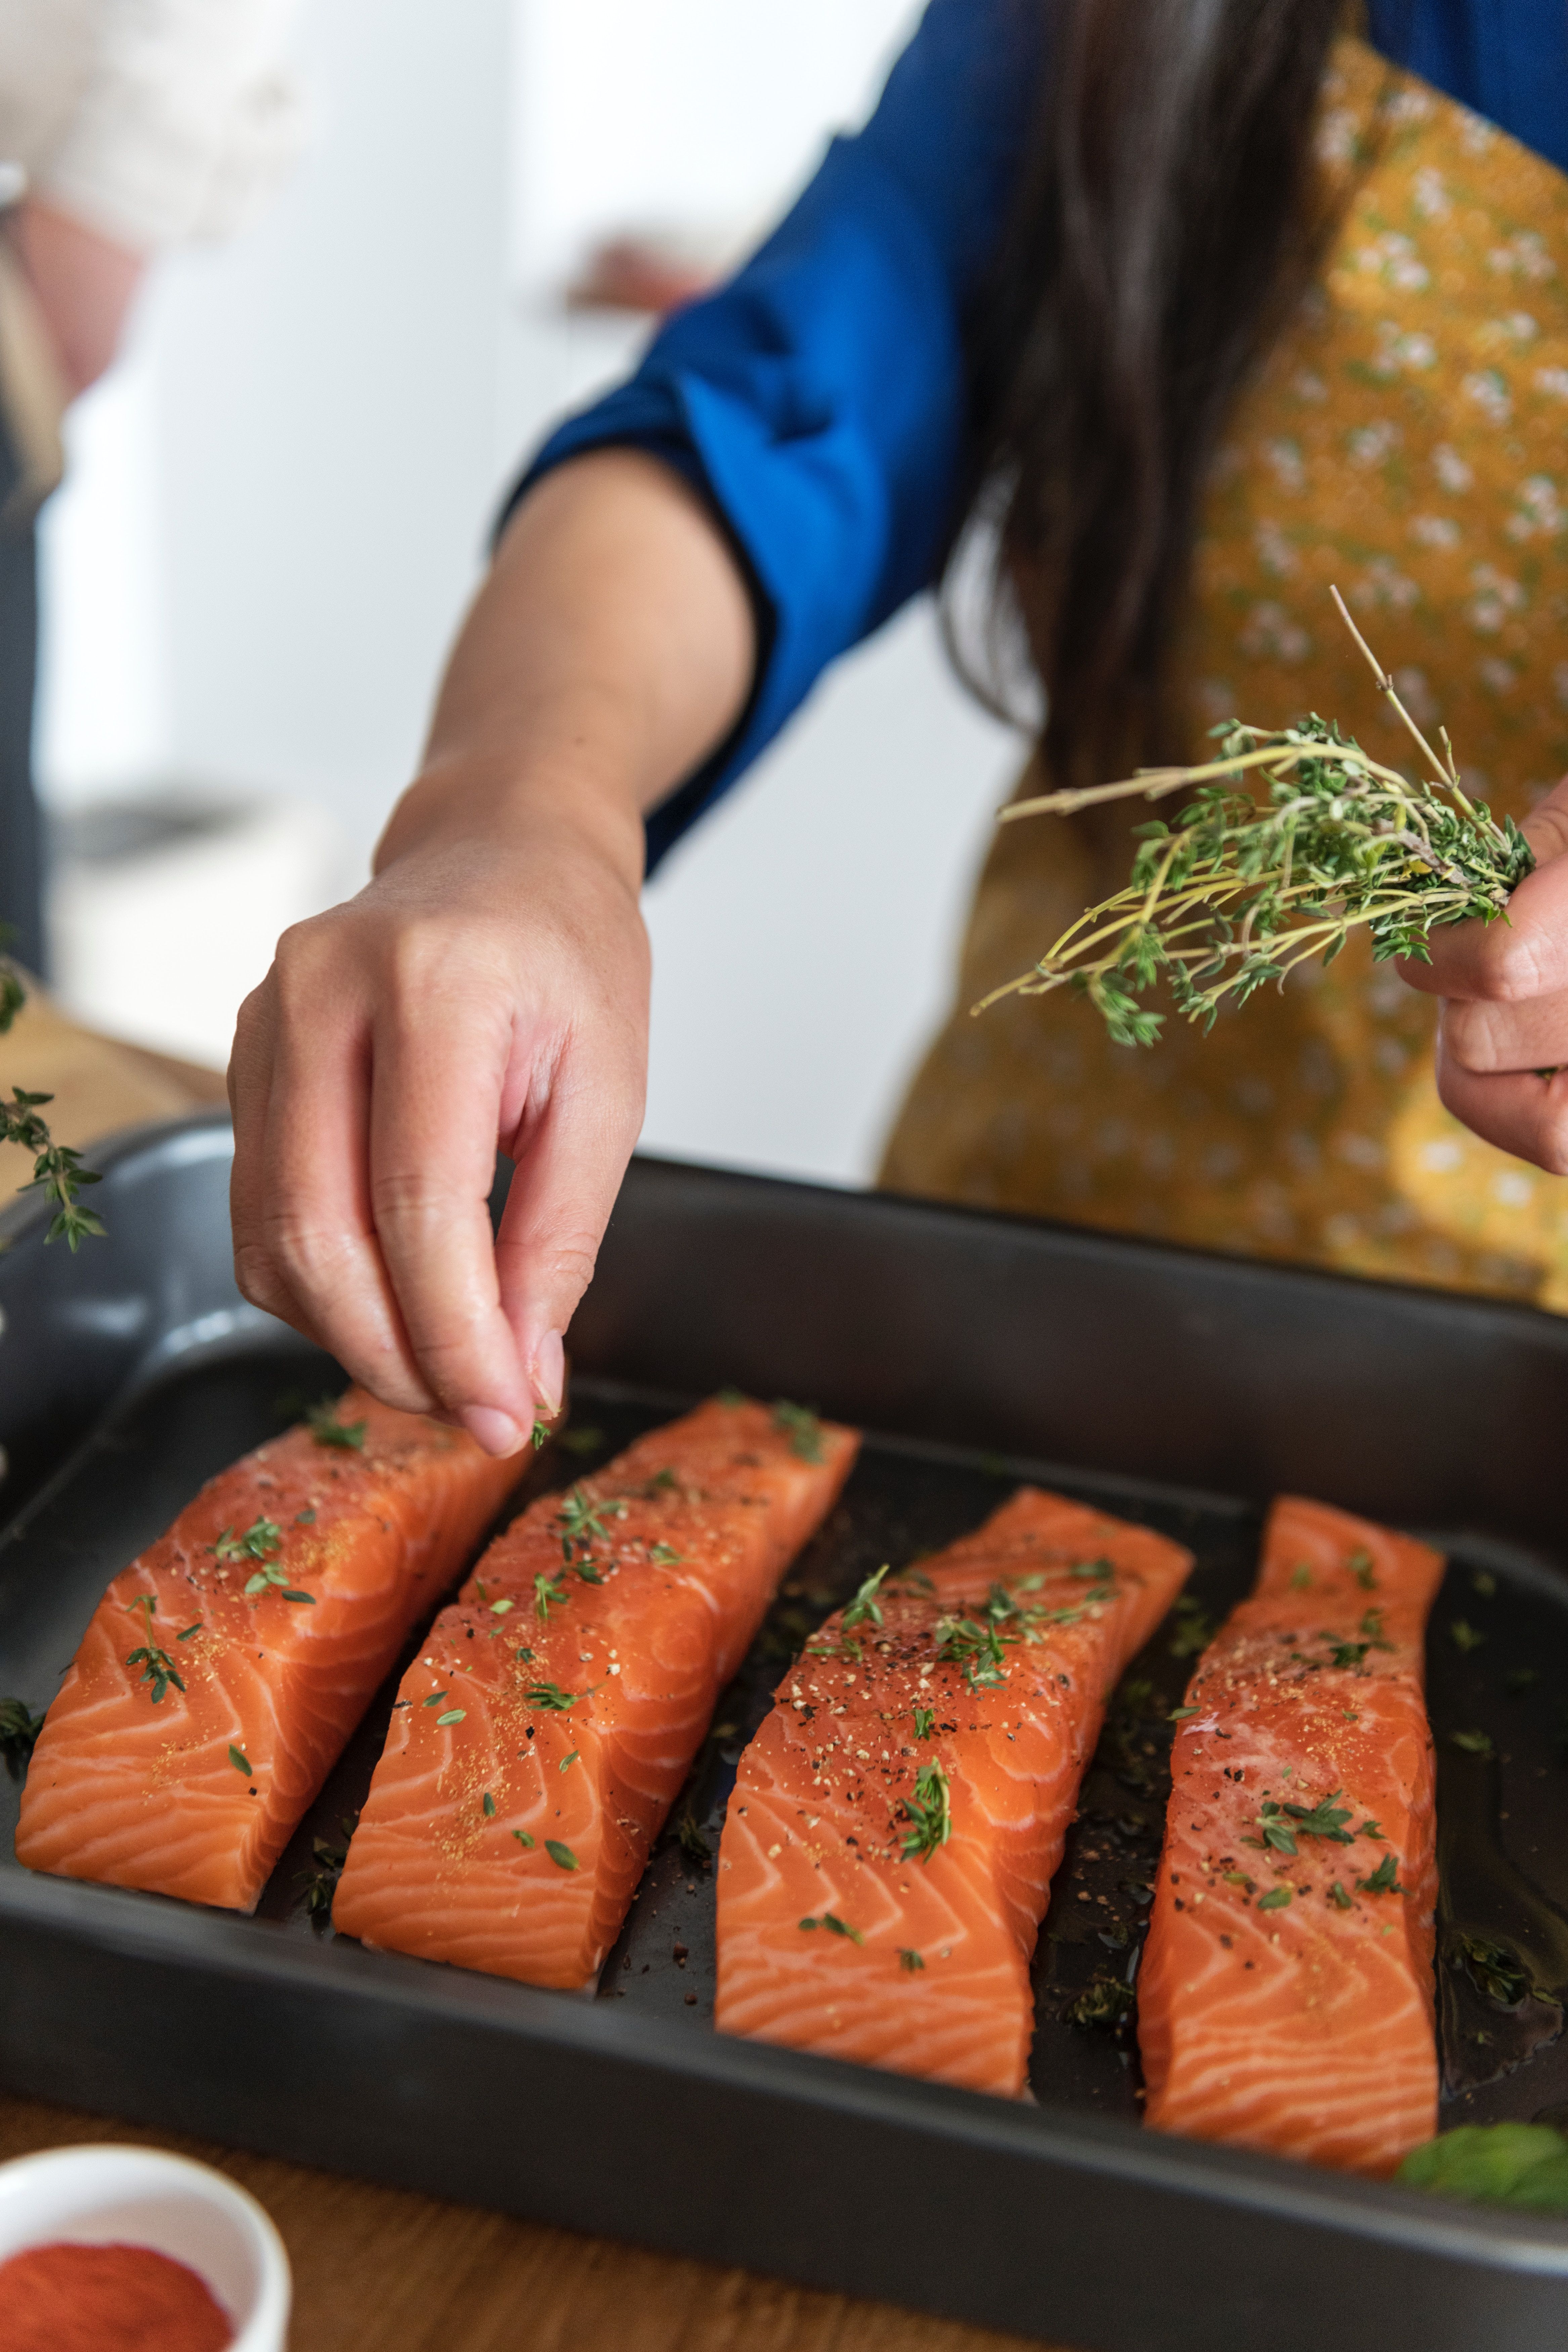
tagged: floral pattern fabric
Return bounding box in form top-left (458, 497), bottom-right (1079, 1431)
top-left (882, 39), bottom-right (1568, 1314)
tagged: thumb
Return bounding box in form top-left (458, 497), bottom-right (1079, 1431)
top-left (495, 1035), bottom-right (645, 1416)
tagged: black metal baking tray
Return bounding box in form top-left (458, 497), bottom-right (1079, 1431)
top-left (4, 1112), bottom-right (1568, 2352)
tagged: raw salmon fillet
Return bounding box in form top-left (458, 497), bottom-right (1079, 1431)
top-left (15, 1391), bottom-right (520, 1912)
top-left (332, 1395), bottom-right (859, 1988)
top-left (1138, 1495), bottom-right (1444, 2176)
top-left (715, 1488), bottom-right (1193, 2095)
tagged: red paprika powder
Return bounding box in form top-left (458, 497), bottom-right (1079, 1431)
top-left (0, 2238), bottom-right (234, 2351)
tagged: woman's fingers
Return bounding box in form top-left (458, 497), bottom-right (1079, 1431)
top-left (1400, 776), bottom-right (1568, 1173)
top-left (1434, 1036), bottom-right (1568, 1176)
top-left (1406, 773), bottom-right (1568, 1007)
top-left (1438, 979), bottom-right (1568, 1076)
top-left (365, 940), bottom-right (536, 1454)
top-left (248, 917), bottom-right (439, 1416)
top-left (496, 1004), bottom-right (648, 1420)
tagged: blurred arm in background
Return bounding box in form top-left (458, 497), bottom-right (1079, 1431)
top-left (0, 0), bottom-right (309, 973)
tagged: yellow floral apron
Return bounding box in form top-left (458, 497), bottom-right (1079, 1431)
top-left (882, 38), bottom-right (1568, 1313)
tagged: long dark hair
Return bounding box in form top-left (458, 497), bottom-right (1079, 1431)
top-left (952, 0), bottom-right (1349, 787)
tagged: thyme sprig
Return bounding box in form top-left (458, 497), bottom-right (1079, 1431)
top-left (0, 949), bottom-right (107, 1248)
top-left (976, 592), bottom-right (1534, 1043)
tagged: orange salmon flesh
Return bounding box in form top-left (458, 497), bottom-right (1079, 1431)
top-left (715, 1487), bottom-right (1192, 2096)
top-left (14, 1391), bottom-right (521, 1912)
top-left (331, 1396), bottom-right (859, 1988)
top-left (1138, 1494), bottom-right (1444, 2176)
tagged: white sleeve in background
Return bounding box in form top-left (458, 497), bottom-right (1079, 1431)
top-left (0, 0), bottom-right (310, 253)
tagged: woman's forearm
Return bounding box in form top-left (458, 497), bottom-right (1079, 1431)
top-left (228, 446), bottom-right (757, 1454)
top-left (380, 447), bottom-right (757, 881)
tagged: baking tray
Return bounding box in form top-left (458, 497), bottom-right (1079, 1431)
top-left (3, 1111), bottom-right (1568, 2352)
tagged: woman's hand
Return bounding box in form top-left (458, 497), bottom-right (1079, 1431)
top-left (228, 452), bottom-right (755, 1453)
top-left (228, 794), bottom-right (650, 1454)
top-left (7, 197), bottom-right (144, 395)
top-left (1403, 775), bottom-right (1568, 1172)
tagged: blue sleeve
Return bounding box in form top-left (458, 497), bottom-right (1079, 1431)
top-left (505, 0), bottom-right (1038, 870)
top-left (1366, 0), bottom-right (1568, 176)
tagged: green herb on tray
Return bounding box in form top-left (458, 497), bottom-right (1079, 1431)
top-left (0, 942), bottom-right (105, 1250)
top-left (1400, 2124), bottom-right (1568, 2212)
top-left (0, 1695), bottom-right (45, 1777)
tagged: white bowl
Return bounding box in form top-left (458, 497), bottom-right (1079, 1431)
top-left (0, 2143), bottom-right (291, 2350)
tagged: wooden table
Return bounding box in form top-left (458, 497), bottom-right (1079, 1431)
top-left (0, 992), bottom-right (1056, 2352)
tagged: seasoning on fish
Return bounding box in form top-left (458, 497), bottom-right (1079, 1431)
top-left (1138, 1495), bottom-right (1444, 2176)
top-left (14, 1392), bottom-right (521, 1912)
top-left (715, 1488), bottom-right (1193, 2095)
top-left (332, 1394), bottom-right (859, 1987)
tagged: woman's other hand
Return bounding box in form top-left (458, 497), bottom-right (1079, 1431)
top-left (8, 197), bottom-right (144, 394)
top-left (228, 452), bottom-right (755, 1454)
top-left (1403, 774), bottom-right (1568, 1173)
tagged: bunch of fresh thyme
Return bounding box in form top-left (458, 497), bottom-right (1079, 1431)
top-left (0, 947), bottom-right (105, 1249)
top-left (976, 590), bottom-right (1536, 1046)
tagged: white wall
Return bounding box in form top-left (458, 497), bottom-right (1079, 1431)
top-left (35, 0), bottom-right (1021, 1180)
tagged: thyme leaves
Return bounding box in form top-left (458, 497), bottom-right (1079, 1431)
top-left (798, 1911), bottom-right (863, 1944)
top-left (841, 1565), bottom-right (890, 1631)
top-left (772, 1400), bottom-right (825, 1463)
top-left (126, 1595), bottom-right (185, 1705)
top-left (211, 1516), bottom-right (283, 1566)
top-left (900, 1761), bottom-right (952, 1864)
top-left (523, 1681), bottom-right (579, 1712)
top-left (0, 1696), bottom-right (45, 1776)
top-left (305, 1399), bottom-right (367, 1451)
top-left (534, 1570), bottom-right (569, 1621)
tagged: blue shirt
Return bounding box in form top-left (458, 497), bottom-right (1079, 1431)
top-left (514, 0), bottom-right (1568, 871)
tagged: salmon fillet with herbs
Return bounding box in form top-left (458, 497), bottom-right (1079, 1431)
top-left (14, 1392), bottom-right (521, 1912)
top-left (331, 1395), bottom-right (859, 1988)
top-left (1138, 1495), bottom-right (1444, 2176)
top-left (714, 1488), bottom-right (1193, 2095)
